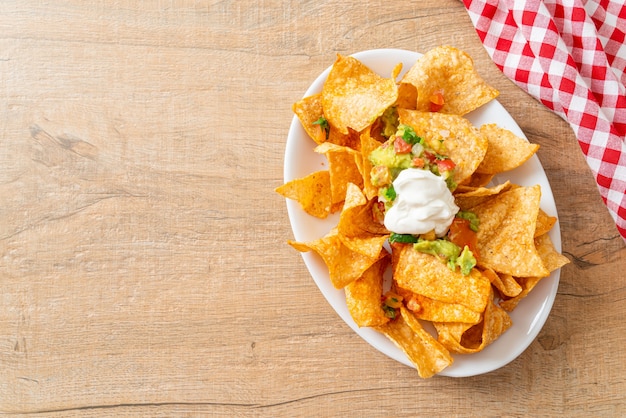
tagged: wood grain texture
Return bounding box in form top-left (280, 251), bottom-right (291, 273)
top-left (0, 0), bottom-right (624, 416)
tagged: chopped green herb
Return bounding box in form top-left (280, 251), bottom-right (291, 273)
top-left (383, 184), bottom-right (396, 201)
top-left (389, 233), bottom-right (419, 244)
top-left (382, 304), bottom-right (397, 319)
top-left (397, 124), bottom-right (424, 145)
top-left (313, 116), bottom-right (330, 140)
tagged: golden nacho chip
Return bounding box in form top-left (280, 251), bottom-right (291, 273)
top-left (293, 93), bottom-right (356, 147)
top-left (432, 322), bottom-right (473, 353)
top-left (454, 181), bottom-right (513, 197)
top-left (400, 45), bottom-right (499, 115)
top-left (480, 267), bottom-right (522, 298)
top-left (398, 288), bottom-right (483, 324)
top-left (453, 181), bottom-right (513, 211)
top-left (435, 290), bottom-right (512, 354)
top-left (360, 128), bottom-right (386, 200)
top-left (472, 185), bottom-right (550, 277)
top-left (396, 82), bottom-right (418, 110)
top-left (341, 181), bottom-right (367, 210)
top-left (535, 209), bottom-right (557, 237)
top-left (315, 142), bottom-right (364, 206)
top-left (534, 233), bottom-right (570, 273)
top-left (499, 277), bottom-right (542, 312)
top-left (376, 307), bottom-right (453, 378)
top-left (288, 228), bottom-right (387, 289)
top-left (322, 54), bottom-right (399, 135)
top-left (499, 233), bottom-right (568, 311)
top-left (500, 229), bottom-right (570, 312)
top-left (337, 184), bottom-right (389, 257)
top-left (477, 124), bottom-right (540, 174)
top-left (340, 234), bottom-right (389, 260)
top-left (345, 256), bottom-right (390, 327)
top-left (339, 195), bottom-right (389, 236)
top-left (275, 170), bottom-right (332, 218)
top-left (392, 244), bottom-right (492, 312)
top-left (398, 109), bottom-right (488, 185)
top-left (460, 172), bottom-right (495, 188)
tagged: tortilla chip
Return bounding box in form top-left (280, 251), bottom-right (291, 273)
top-left (498, 234), bottom-right (567, 312)
top-left (392, 245), bottom-right (492, 312)
top-left (453, 181), bottom-right (513, 210)
top-left (292, 93), bottom-right (327, 145)
top-left (396, 82), bottom-right (418, 109)
top-left (535, 209), bottom-right (557, 237)
top-left (534, 233), bottom-right (570, 273)
top-left (499, 277), bottom-right (542, 312)
top-left (336, 183), bottom-right (389, 257)
top-left (360, 128), bottom-right (385, 200)
top-left (432, 322), bottom-right (473, 353)
top-left (477, 124), bottom-right (540, 174)
top-left (376, 307), bottom-right (453, 378)
top-left (288, 228), bottom-right (387, 289)
top-left (339, 195), bottom-right (388, 236)
top-left (275, 170), bottom-right (331, 218)
top-left (480, 267), bottom-right (522, 298)
top-left (399, 288), bottom-right (483, 324)
top-left (398, 109), bottom-right (488, 185)
top-left (315, 142), bottom-right (364, 205)
top-left (345, 256), bottom-right (390, 327)
top-left (322, 54), bottom-right (399, 135)
top-left (435, 290), bottom-right (512, 354)
top-left (472, 185), bottom-right (550, 277)
top-left (341, 181), bottom-right (367, 211)
top-left (292, 93), bottom-right (355, 147)
top-left (339, 234), bottom-right (388, 260)
top-left (492, 224), bottom-right (570, 312)
top-left (460, 172), bottom-right (495, 188)
top-left (400, 45), bottom-right (499, 115)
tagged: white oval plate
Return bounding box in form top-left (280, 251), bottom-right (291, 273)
top-left (283, 49), bottom-right (562, 377)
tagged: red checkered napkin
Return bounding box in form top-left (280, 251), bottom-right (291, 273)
top-left (462, 0), bottom-right (626, 241)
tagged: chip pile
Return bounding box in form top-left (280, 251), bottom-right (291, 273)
top-left (276, 46), bottom-right (569, 378)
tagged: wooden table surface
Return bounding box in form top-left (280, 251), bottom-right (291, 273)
top-left (1, 1), bottom-right (624, 416)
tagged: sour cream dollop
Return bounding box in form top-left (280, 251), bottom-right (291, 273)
top-left (384, 168), bottom-right (459, 236)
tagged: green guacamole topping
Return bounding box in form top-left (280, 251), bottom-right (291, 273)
top-left (368, 143), bottom-right (412, 171)
top-left (413, 239), bottom-right (476, 275)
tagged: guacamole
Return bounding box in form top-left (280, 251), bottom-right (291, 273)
top-left (368, 124), bottom-right (457, 190)
top-left (414, 239), bottom-right (477, 275)
top-left (368, 143), bottom-right (412, 171)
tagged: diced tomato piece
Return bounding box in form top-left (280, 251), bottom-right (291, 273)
top-left (448, 218), bottom-right (480, 261)
top-left (394, 136), bottom-right (412, 154)
top-left (423, 150), bottom-right (437, 163)
top-left (430, 90), bottom-right (445, 112)
top-left (436, 158), bottom-right (456, 172)
top-left (411, 156), bottom-right (425, 168)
